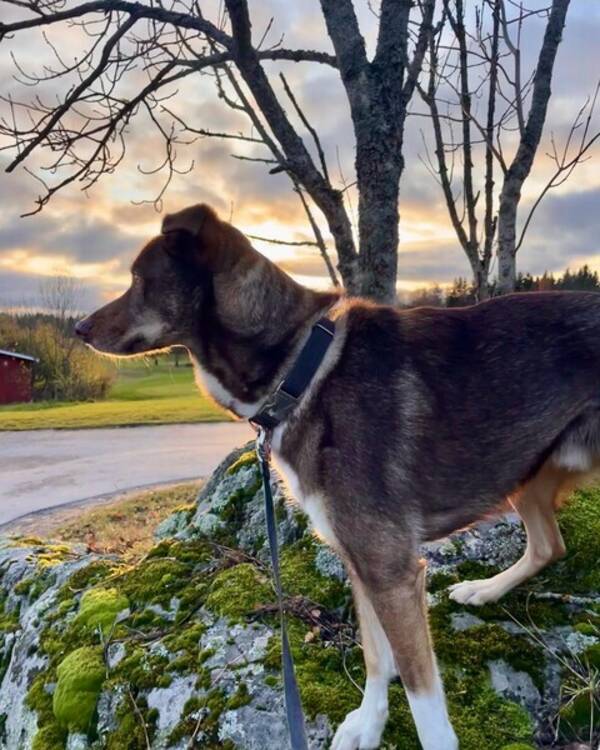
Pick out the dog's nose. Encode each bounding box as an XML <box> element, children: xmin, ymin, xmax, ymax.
<box><xmin>75</xmin><ymin>317</ymin><xmax>93</xmax><ymax>340</ymax></box>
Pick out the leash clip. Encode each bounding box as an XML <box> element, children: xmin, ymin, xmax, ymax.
<box><xmin>254</xmin><ymin>424</ymin><xmax>273</xmax><ymax>463</ymax></box>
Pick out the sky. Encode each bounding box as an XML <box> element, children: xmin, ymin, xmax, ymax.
<box><xmin>0</xmin><ymin>0</ymin><xmax>599</xmax><ymax>311</ymax></box>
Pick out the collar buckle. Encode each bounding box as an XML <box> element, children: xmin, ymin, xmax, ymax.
<box><xmin>250</xmin><ymin>316</ymin><xmax>335</xmax><ymax>431</ymax></box>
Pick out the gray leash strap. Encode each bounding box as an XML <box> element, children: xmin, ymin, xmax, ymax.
<box><xmin>256</xmin><ymin>428</ymin><xmax>309</xmax><ymax>750</ymax></box>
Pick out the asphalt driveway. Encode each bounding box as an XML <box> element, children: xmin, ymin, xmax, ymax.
<box><xmin>0</xmin><ymin>422</ymin><xmax>253</xmax><ymax>527</ymax></box>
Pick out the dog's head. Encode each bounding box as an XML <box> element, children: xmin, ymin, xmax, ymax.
<box><xmin>75</xmin><ymin>204</ymin><xmax>258</xmax><ymax>356</ymax></box>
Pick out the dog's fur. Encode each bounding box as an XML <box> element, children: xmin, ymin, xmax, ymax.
<box><xmin>77</xmin><ymin>203</ymin><xmax>600</xmax><ymax>750</ymax></box>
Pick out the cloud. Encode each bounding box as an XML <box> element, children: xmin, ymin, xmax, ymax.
<box><xmin>0</xmin><ymin>267</ymin><xmax>115</xmax><ymax>311</ymax></box>
<box><xmin>0</xmin><ymin>213</ymin><xmax>134</xmax><ymax>264</ymax></box>
<box><xmin>518</xmin><ymin>187</ymin><xmax>600</xmax><ymax>274</ymax></box>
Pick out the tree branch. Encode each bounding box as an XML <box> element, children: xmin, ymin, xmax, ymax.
<box><xmin>0</xmin><ymin>0</ymin><xmax>231</xmax><ymax>46</ymax></box>
<box><xmin>402</xmin><ymin>0</ymin><xmax>436</xmax><ymax>107</ymax></box>
<box><xmin>224</xmin><ymin>0</ymin><xmax>358</xmax><ymax>287</ymax></box>
<box><xmin>279</xmin><ymin>72</ymin><xmax>330</xmax><ymax>184</ymax></box>
<box><xmin>319</xmin><ymin>0</ymin><xmax>370</xmax><ymax>126</ymax></box>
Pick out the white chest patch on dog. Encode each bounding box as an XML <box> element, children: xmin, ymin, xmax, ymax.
<box><xmin>271</xmin><ymin>433</ymin><xmax>338</xmax><ymax>547</ymax></box>
<box><xmin>191</xmin><ymin>359</ymin><xmax>264</xmax><ymax>418</ymax></box>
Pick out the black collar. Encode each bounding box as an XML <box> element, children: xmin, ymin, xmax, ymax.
<box><xmin>250</xmin><ymin>317</ymin><xmax>335</xmax><ymax>430</ymax></box>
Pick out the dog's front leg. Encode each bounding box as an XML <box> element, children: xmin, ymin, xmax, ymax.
<box><xmin>366</xmin><ymin>559</ymin><xmax>458</xmax><ymax>750</ymax></box>
<box><xmin>333</xmin><ymin>560</ymin><xmax>458</xmax><ymax>750</ymax></box>
<box><xmin>332</xmin><ymin>573</ymin><xmax>396</xmax><ymax>750</ymax></box>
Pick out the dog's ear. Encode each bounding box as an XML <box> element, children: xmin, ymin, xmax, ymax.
<box><xmin>161</xmin><ymin>203</ymin><xmax>217</xmax><ymax>238</ymax></box>
<box><xmin>161</xmin><ymin>203</ymin><xmax>251</xmax><ymax>271</ymax></box>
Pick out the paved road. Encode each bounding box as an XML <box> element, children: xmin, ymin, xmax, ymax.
<box><xmin>0</xmin><ymin>422</ymin><xmax>253</xmax><ymax>527</ymax></box>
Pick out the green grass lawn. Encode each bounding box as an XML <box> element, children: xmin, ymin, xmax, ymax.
<box><xmin>0</xmin><ymin>358</ymin><xmax>229</xmax><ymax>430</ymax></box>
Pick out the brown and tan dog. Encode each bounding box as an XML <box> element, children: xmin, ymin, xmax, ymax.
<box><xmin>76</xmin><ymin>204</ymin><xmax>600</xmax><ymax>750</ymax></box>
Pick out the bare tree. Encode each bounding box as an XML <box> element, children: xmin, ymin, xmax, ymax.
<box><xmin>420</xmin><ymin>0</ymin><xmax>596</xmax><ymax>298</ymax></box>
<box><xmin>39</xmin><ymin>275</ymin><xmax>82</xmax><ymax>332</ymax></box>
<box><xmin>0</xmin><ymin>0</ymin><xmax>436</xmax><ymax>304</ymax></box>
<box><xmin>38</xmin><ymin>275</ymin><xmax>82</xmax><ymax>397</ymax></box>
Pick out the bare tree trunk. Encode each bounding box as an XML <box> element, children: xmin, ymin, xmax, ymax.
<box><xmin>321</xmin><ymin>0</ymin><xmax>433</xmax><ymax>303</ymax></box>
<box><xmin>357</xmin><ymin>157</ymin><xmax>402</xmax><ymax>303</ymax></box>
<box><xmin>496</xmin><ymin>0</ymin><xmax>570</xmax><ymax>294</ymax></box>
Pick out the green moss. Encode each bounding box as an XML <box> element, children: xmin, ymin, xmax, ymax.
<box><xmin>214</xmin><ymin>477</ymin><xmax>262</xmax><ymax>547</ymax></box>
<box><xmin>31</xmin><ymin>723</ymin><xmax>67</xmax><ymax>750</ymax></box>
<box><xmin>226</xmin><ymin>451</ymin><xmax>257</xmax><ymax>475</ymax></box>
<box><xmin>14</xmin><ymin>577</ymin><xmax>34</xmax><ymax>596</ymax></box>
<box><xmin>0</xmin><ymin>596</ymin><xmax>19</xmax><ymax>633</ymax></box>
<box><xmin>106</xmin><ymin>693</ymin><xmax>156</xmax><ymax>750</ymax></box>
<box><xmin>74</xmin><ymin>588</ymin><xmax>129</xmax><ymax>636</ymax></box>
<box><xmin>428</xmin><ymin>570</ymin><xmax>458</xmax><ymax>593</ymax></box>
<box><xmin>119</xmin><ymin>557</ymin><xmax>190</xmax><ymax>607</ymax></box>
<box><xmin>431</xmin><ymin>594</ymin><xmax>544</xmax><ymax>689</ymax></box>
<box><xmin>53</xmin><ymin>646</ymin><xmax>105</xmax><ymax>732</ymax></box>
<box><xmin>9</xmin><ymin>535</ymin><xmax>45</xmax><ymax>548</ymax></box>
<box><xmin>436</xmin><ymin>562</ymin><xmax>570</xmax><ymax>628</ymax></box>
<box><xmin>574</xmin><ymin>621</ymin><xmax>598</xmax><ymax>637</ymax></box>
<box><xmin>445</xmin><ymin>673</ymin><xmax>534</xmax><ymax>750</ymax></box>
<box><xmin>582</xmin><ymin>643</ymin><xmax>600</xmax><ymax>669</ymax></box>
<box><xmin>27</xmin><ymin>670</ymin><xmax>58</xmax><ymax>744</ymax></box>
<box><xmin>166</xmin><ymin>688</ymin><xmax>229</xmax><ymax>747</ymax></box>
<box><xmin>163</xmin><ymin>622</ymin><xmax>205</xmax><ymax>654</ymax></box>
<box><xmin>205</xmin><ymin>563</ymin><xmax>272</xmax><ymax>620</ymax></box>
<box><xmin>265</xmin><ymin>620</ymin><xmax>366</xmax><ymax>724</ymax></box>
<box><xmin>547</xmin><ymin>486</ymin><xmax>600</xmax><ymax>593</ymax></box>
<box><xmin>9</xmin><ymin>538</ymin><xmax>74</xmax><ymax>569</ymax></box>
<box><xmin>280</xmin><ymin>538</ymin><xmax>348</xmax><ymax>610</ymax></box>
<box><xmin>264</xmin><ymin>617</ymin><xmax>534</xmax><ymax>749</ymax></box>
<box><xmin>115</xmin><ymin>647</ymin><xmax>170</xmax><ymax>690</ymax></box>
<box><xmin>59</xmin><ymin>560</ymin><xmax>118</xmax><ymax>600</ymax></box>
<box><xmin>145</xmin><ymin>538</ymin><xmax>213</xmax><ymax>566</ymax></box>
<box><xmin>225</xmin><ymin>682</ymin><xmax>251</xmax><ymax>710</ymax></box>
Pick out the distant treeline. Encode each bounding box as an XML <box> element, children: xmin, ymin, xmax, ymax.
<box><xmin>407</xmin><ymin>265</ymin><xmax>600</xmax><ymax>308</ymax></box>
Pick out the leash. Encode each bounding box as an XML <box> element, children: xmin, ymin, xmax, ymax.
<box><xmin>249</xmin><ymin>316</ymin><xmax>336</xmax><ymax>749</ymax></box>
<box><xmin>255</xmin><ymin>426</ymin><xmax>309</xmax><ymax>750</ymax></box>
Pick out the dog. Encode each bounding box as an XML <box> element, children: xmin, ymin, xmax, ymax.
<box><xmin>76</xmin><ymin>203</ymin><xmax>600</xmax><ymax>750</ymax></box>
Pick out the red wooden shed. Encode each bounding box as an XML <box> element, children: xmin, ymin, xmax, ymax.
<box><xmin>0</xmin><ymin>349</ymin><xmax>37</xmax><ymax>404</ymax></box>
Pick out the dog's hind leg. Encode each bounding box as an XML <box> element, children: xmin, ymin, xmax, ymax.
<box><xmin>332</xmin><ymin>550</ymin><xmax>456</xmax><ymax>750</ymax></box>
<box><xmin>449</xmin><ymin>461</ymin><xmax>568</xmax><ymax>606</ymax></box>
<box><xmin>331</xmin><ymin>572</ymin><xmax>396</xmax><ymax>750</ymax></box>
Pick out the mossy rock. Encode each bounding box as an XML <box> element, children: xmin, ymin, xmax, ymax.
<box><xmin>53</xmin><ymin>646</ymin><xmax>105</xmax><ymax>732</ymax></box>
<box><xmin>4</xmin><ymin>445</ymin><xmax>600</xmax><ymax>749</ymax></box>
<box><xmin>226</xmin><ymin>450</ymin><xmax>257</xmax><ymax>475</ymax></box>
<box><xmin>31</xmin><ymin>723</ymin><xmax>67</xmax><ymax>750</ymax></box>
<box><xmin>547</xmin><ymin>486</ymin><xmax>600</xmax><ymax>593</ymax></box>
<box><xmin>205</xmin><ymin>563</ymin><xmax>272</xmax><ymax>620</ymax></box>
<box><xmin>280</xmin><ymin>537</ymin><xmax>348</xmax><ymax>610</ymax></box>
<box><xmin>74</xmin><ymin>587</ymin><xmax>129</xmax><ymax>636</ymax></box>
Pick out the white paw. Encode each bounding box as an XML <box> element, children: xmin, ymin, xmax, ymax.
<box><xmin>448</xmin><ymin>579</ymin><xmax>501</xmax><ymax>606</ymax></box>
<box><xmin>331</xmin><ymin>706</ymin><xmax>387</xmax><ymax>750</ymax></box>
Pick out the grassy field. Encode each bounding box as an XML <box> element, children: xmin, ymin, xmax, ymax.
<box><xmin>0</xmin><ymin>358</ymin><xmax>228</xmax><ymax>430</ymax></box>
